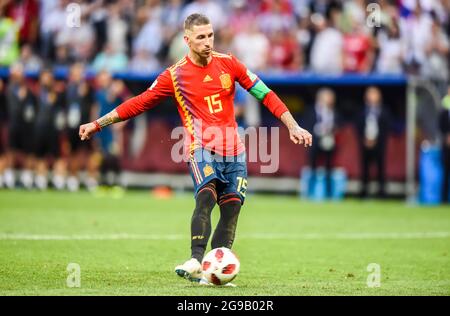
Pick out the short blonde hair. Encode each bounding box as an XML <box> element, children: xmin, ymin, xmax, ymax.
<box><xmin>184</xmin><ymin>13</ymin><xmax>210</xmax><ymax>31</ymax></box>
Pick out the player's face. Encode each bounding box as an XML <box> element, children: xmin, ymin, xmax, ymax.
<box><xmin>185</xmin><ymin>24</ymin><xmax>214</xmax><ymax>58</ymax></box>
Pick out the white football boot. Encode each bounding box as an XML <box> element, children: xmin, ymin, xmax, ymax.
<box><xmin>174</xmin><ymin>258</ymin><xmax>203</xmax><ymax>282</ymax></box>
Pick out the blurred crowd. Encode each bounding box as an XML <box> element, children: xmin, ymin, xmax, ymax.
<box><xmin>0</xmin><ymin>63</ymin><xmax>128</xmax><ymax>191</ymax></box>
<box><xmin>0</xmin><ymin>0</ymin><xmax>449</xmax><ymax>198</ymax></box>
<box><xmin>0</xmin><ymin>0</ymin><xmax>448</xmax><ymax>77</ymax></box>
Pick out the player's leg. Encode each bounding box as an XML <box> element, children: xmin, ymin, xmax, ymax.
<box><xmin>190</xmin><ymin>179</ymin><xmax>217</xmax><ymax>262</ymax></box>
<box><xmin>211</xmin><ymin>193</ymin><xmax>242</xmax><ymax>249</ymax></box>
<box><xmin>175</xmin><ymin>180</ymin><xmax>217</xmax><ymax>282</ymax></box>
<box><xmin>175</xmin><ymin>149</ymin><xmax>220</xmax><ymax>282</ymax></box>
<box><xmin>211</xmin><ymin>155</ymin><xmax>247</xmax><ymax>250</ymax></box>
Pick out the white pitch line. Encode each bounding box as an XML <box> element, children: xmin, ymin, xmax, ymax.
<box><xmin>0</xmin><ymin>232</ymin><xmax>449</xmax><ymax>241</ymax></box>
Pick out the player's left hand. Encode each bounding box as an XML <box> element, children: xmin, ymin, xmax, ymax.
<box><xmin>289</xmin><ymin>126</ymin><xmax>312</xmax><ymax>147</ymax></box>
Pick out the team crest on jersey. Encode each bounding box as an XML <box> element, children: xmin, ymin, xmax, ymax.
<box><xmin>219</xmin><ymin>73</ymin><xmax>232</xmax><ymax>89</ymax></box>
<box><xmin>203</xmin><ymin>164</ymin><xmax>214</xmax><ymax>177</ymax></box>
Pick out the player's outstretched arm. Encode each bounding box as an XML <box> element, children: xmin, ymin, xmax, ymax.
<box><xmin>79</xmin><ymin>110</ymin><xmax>121</xmax><ymax>141</ymax></box>
<box><xmin>280</xmin><ymin>111</ymin><xmax>312</xmax><ymax>147</ymax></box>
<box><xmin>244</xmin><ymin>77</ymin><xmax>312</xmax><ymax>147</ymax></box>
<box><xmin>79</xmin><ymin>69</ymin><xmax>173</xmax><ymax>141</ymax></box>
<box><xmin>232</xmin><ymin>55</ymin><xmax>312</xmax><ymax>147</ymax></box>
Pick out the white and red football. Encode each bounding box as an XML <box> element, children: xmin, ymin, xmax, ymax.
<box><xmin>201</xmin><ymin>247</ymin><xmax>240</xmax><ymax>285</ymax></box>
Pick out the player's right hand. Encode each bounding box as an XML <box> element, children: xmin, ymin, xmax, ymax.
<box><xmin>79</xmin><ymin>122</ymin><xmax>99</xmax><ymax>141</ymax></box>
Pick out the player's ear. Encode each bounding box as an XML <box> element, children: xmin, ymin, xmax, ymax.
<box><xmin>183</xmin><ymin>33</ymin><xmax>190</xmax><ymax>47</ymax></box>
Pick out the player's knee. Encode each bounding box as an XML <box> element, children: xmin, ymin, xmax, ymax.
<box><xmin>218</xmin><ymin>194</ymin><xmax>242</xmax><ymax>218</ymax></box>
<box><xmin>195</xmin><ymin>182</ymin><xmax>217</xmax><ymax>212</ymax></box>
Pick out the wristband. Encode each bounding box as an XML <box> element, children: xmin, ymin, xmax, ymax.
<box><xmin>93</xmin><ymin>120</ymin><xmax>101</xmax><ymax>132</ymax></box>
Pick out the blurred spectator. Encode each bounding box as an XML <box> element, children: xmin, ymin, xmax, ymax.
<box><xmin>160</xmin><ymin>0</ymin><xmax>184</xmax><ymax>57</ymax></box>
<box><xmin>257</xmin><ymin>0</ymin><xmax>295</xmax><ymax>34</ymax></box>
<box><xmin>105</xmin><ymin>2</ymin><xmax>129</xmax><ymax>55</ymax></box>
<box><xmin>65</xmin><ymin>63</ymin><xmax>95</xmax><ymax>191</ymax></box>
<box><xmin>231</xmin><ymin>21</ymin><xmax>269</xmax><ymax>71</ymax></box>
<box><xmin>343</xmin><ymin>18</ymin><xmax>374</xmax><ymax>73</ymax></box>
<box><xmin>4</xmin><ymin>63</ymin><xmax>36</xmax><ymax>189</ymax></box>
<box><xmin>53</xmin><ymin>44</ymin><xmax>75</xmax><ymax>68</ymax></box>
<box><xmin>291</xmin><ymin>0</ymin><xmax>311</xmax><ymax>19</ymax></box>
<box><xmin>343</xmin><ymin>0</ymin><xmax>366</xmax><ymax>27</ymax></box>
<box><xmin>227</xmin><ymin>0</ymin><xmax>257</xmax><ymax>35</ymax></box>
<box><xmin>91</xmin><ymin>43</ymin><xmax>128</xmax><ymax>73</ymax></box>
<box><xmin>267</xmin><ymin>29</ymin><xmax>302</xmax><ymax>71</ymax></box>
<box><xmin>18</xmin><ymin>43</ymin><xmax>41</xmax><ymax>72</ymax></box>
<box><xmin>5</xmin><ymin>0</ymin><xmax>39</xmax><ymax>45</ymax></box>
<box><xmin>400</xmin><ymin>2</ymin><xmax>433</xmax><ymax>74</ymax></box>
<box><xmin>0</xmin><ymin>8</ymin><xmax>20</xmax><ymax>66</ymax></box>
<box><xmin>161</xmin><ymin>0</ymin><xmax>184</xmax><ymax>32</ymax></box>
<box><xmin>39</xmin><ymin>0</ymin><xmax>66</xmax><ymax>61</ymax></box>
<box><xmin>33</xmin><ymin>68</ymin><xmax>66</xmax><ymax>190</ymax></box>
<box><xmin>133</xmin><ymin>5</ymin><xmax>163</xmax><ymax>59</ymax></box>
<box><xmin>93</xmin><ymin>71</ymin><xmax>124</xmax><ymax>187</ymax></box>
<box><xmin>310</xmin><ymin>12</ymin><xmax>344</xmax><ymax>73</ymax></box>
<box><xmin>356</xmin><ymin>86</ymin><xmax>391</xmax><ymax>199</ymax></box>
<box><xmin>376</xmin><ymin>20</ymin><xmax>405</xmax><ymax>74</ymax></box>
<box><xmin>129</xmin><ymin>49</ymin><xmax>161</xmax><ymax>74</ymax></box>
<box><xmin>55</xmin><ymin>13</ymin><xmax>96</xmax><ymax>62</ymax></box>
<box><xmin>87</xmin><ymin>0</ymin><xmax>109</xmax><ymax>57</ymax></box>
<box><xmin>294</xmin><ymin>16</ymin><xmax>312</xmax><ymax>62</ymax></box>
<box><xmin>421</xmin><ymin>16</ymin><xmax>449</xmax><ymax>84</ymax></box>
<box><xmin>168</xmin><ymin>30</ymin><xmax>188</xmax><ymax>64</ymax></box>
<box><xmin>181</xmin><ymin>0</ymin><xmax>226</xmax><ymax>29</ymax></box>
<box><xmin>304</xmin><ymin>88</ymin><xmax>339</xmax><ymax>198</ymax></box>
<box><xmin>439</xmin><ymin>86</ymin><xmax>450</xmax><ymax>203</ymax></box>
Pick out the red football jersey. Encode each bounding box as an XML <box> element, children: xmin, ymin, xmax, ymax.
<box><xmin>116</xmin><ymin>52</ymin><xmax>269</xmax><ymax>156</ymax></box>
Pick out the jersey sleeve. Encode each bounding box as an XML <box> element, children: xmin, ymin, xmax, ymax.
<box><xmin>231</xmin><ymin>55</ymin><xmax>288</xmax><ymax>119</ymax></box>
<box><xmin>115</xmin><ymin>69</ymin><xmax>173</xmax><ymax>120</ymax></box>
<box><xmin>231</xmin><ymin>55</ymin><xmax>259</xmax><ymax>91</ymax></box>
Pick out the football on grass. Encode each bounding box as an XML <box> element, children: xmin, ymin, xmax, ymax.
<box><xmin>202</xmin><ymin>247</ymin><xmax>240</xmax><ymax>285</ymax></box>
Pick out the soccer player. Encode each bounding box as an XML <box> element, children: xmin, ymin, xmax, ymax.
<box><xmin>79</xmin><ymin>14</ymin><xmax>312</xmax><ymax>283</ymax></box>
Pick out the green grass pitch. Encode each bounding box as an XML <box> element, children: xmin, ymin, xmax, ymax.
<box><xmin>0</xmin><ymin>189</ymin><xmax>449</xmax><ymax>296</ymax></box>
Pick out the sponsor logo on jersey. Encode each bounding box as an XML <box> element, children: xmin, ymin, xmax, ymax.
<box><xmin>203</xmin><ymin>75</ymin><xmax>213</xmax><ymax>82</ymax></box>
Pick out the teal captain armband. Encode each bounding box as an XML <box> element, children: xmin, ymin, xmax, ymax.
<box><xmin>248</xmin><ymin>79</ymin><xmax>271</xmax><ymax>101</ymax></box>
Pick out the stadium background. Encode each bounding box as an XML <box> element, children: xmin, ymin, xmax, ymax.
<box><xmin>0</xmin><ymin>0</ymin><xmax>449</xmax><ymax>296</ymax></box>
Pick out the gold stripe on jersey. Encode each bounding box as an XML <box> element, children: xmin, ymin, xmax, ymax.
<box><xmin>211</xmin><ymin>51</ymin><xmax>232</xmax><ymax>59</ymax></box>
<box><xmin>168</xmin><ymin>58</ymin><xmax>194</xmax><ymax>137</ymax></box>
<box><xmin>169</xmin><ymin>57</ymin><xmax>187</xmax><ymax>71</ymax></box>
